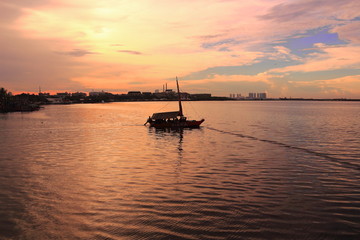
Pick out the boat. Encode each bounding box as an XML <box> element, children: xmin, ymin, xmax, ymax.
<box><xmin>145</xmin><ymin>77</ymin><xmax>205</xmax><ymax>129</ymax></box>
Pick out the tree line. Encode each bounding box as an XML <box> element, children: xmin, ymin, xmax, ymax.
<box><xmin>0</xmin><ymin>87</ymin><xmax>41</xmax><ymax>113</ymax></box>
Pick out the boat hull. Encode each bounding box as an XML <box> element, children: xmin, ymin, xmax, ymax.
<box><xmin>149</xmin><ymin>119</ymin><xmax>204</xmax><ymax>129</ymax></box>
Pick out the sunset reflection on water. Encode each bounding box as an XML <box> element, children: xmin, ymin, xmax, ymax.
<box><xmin>0</xmin><ymin>101</ymin><xmax>359</xmax><ymax>239</ymax></box>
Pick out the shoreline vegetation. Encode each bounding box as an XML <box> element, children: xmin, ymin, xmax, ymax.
<box><xmin>1</xmin><ymin>87</ymin><xmax>359</xmax><ymax>113</ymax></box>
<box><xmin>1</xmin><ymin>88</ymin><xmax>41</xmax><ymax>113</ymax></box>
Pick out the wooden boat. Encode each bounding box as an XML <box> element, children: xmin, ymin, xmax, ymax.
<box><xmin>145</xmin><ymin>77</ymin><xmax>205</xmax><ymax>129</ymax></box>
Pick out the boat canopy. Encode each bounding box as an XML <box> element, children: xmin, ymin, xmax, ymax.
<box><xmin>151</xmin><ymin>111</ymin><xmax>180</xmax><ymax>120</ymax></box>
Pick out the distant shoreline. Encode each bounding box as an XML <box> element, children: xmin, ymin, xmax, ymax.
<box><xmin>1</xmin><ymin>98</ymin><xmax>359</xmax><ymax>114</ymax></box>
<box><xmin>41</xmin><ymin>98</ymin><xmax>360</xmax><ymax>104</ymax></box>
<box><xmin>229</xmin><ymin>98</ymin><xmax>360</xmax><ymax>101</ymax></box>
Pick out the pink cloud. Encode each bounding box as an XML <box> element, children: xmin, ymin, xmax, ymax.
<box><xmin>0</xmin><ymin>0</ymin><xmax>359</xmax><ymax>98</ymax></box>
<box><xmin>332</xmin><ymin>22</ymin><xmax>360</xmax><ymax>44</ymax></box>
<box><xmin>271</xmin><ymin>45</ymin><xmax>360</xmax><ymax>73</ymax></box>
<box><xmin>117</xmin><ymin>50</ymin><xmax>143</xmax><ymax>55</ymax></box>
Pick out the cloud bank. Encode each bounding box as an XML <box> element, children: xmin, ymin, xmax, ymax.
<box><xmin>0</xmin><ymin>0</ymin><xmax>359</xmax><ymax>97</ymax></box>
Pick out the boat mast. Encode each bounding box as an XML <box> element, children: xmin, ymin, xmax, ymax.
<box><xmin>176</xmin><ymin>76</ymin><xmax>183</xmax><ymax>117</ymax></box>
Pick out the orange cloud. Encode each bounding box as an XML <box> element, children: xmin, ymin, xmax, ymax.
<box><xmin>287</xmin><ymin>75</ymin><xmax>360</xmax><ymax>98</ymax></box>
<box><xmin>1</xmin><ymin>0</ymin><xmax>359</xmax><ymax>98</ymax></box>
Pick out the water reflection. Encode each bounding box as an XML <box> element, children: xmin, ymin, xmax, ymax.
<box><xmin>1</xmin><ymin>102</ymin><xmax>359</xmax><ymax>239</ymax></box>
<box><xmin>147</xmin><ymin>128</ymin><xmax>186</xmax><ymax>182</ymax></box>
<box><xmin>150</xmin><ymin>128</ymin><xmax>184</xmax><ymax>150</ymax></box>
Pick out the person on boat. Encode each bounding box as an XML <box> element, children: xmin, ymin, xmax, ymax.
<box><xmin>179</xmin><ymin>117</ymin><xmax>187</xmax><ymax>122</ymax></box>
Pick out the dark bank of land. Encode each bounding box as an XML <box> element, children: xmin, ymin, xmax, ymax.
<box><xmin>0</xmin><ymin>88</ymin><xmax>42</xmax><ymax>113</ymax></box>
<box><xmin>0</xmin><ymin>88</ymin><xmax>229</xmax><ymax>113</ymax></box>
<box><xmin>1</xmin><ymin>87</ymin><xmax>359</xmax><ymax>113</ymax></box>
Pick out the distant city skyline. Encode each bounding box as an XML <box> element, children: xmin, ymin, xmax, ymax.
<box><xmin>0</xmin><ymin>0</ymin><xmax>359</xmax><ymax>98</ymax></box>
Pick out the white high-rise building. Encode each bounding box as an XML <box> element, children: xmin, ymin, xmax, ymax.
<box><xmin>258</xmin><ymin>93</ymin><xmax>267</xmax><ymax>99</ymax></box>
<box><xmin>249</xmin><ymin>93</ymin><xmax>256</xmax><ymax>99</ymax></box>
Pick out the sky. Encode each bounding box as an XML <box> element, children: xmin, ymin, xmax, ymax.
<box><xmin>0</xmin><ymin>0</ymin><xmax>359</xmax><ymax>98</ymax></box>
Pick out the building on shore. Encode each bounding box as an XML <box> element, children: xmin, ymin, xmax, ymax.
<box><xmin>89</xmin><ymin>91</ymin><xmax>108</xmax><ymax>96</ymax></box>
<box><xmin>72</xmin><ymin>92</ymin><xmax>87</xmax><ymax>98</ymax></box>
<box><xmin>247</xmin><ymin>92</ymin><xmax>267</xmax><ymax>100</ymax></box>
<box><xmin>39</xmin><ymin>92</ymin><xmax>50</xmax><ymax>97</ymax></box>
<box><xmin>56</xmin><ymin>92</ymin><xmax>71</xmax><ymax>97</ymax></box>
<box><xmin>230</xmin><ymin>94</ymin><xmax>245</xmax><ymax>99</ymax></box>
<box><xmin>248</xmin><ymin>93</ymin><xmax>256</xmax><ymax>99</ymax></box>
<box><xmin>127</xmin><ymin>91</ymin><xmax>142</xmax><ymax>96</ymax></box>
<box><xmin>46</xmin><ymin>97</ymin><xmax>63</xmax><ymax>104</ymax></box>
<box><xmin>256</xmin><ymin>93</ymin><xmax>267</xmax><ymax>99</ymax></box>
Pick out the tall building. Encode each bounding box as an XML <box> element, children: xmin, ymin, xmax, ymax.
<box><xmin>230</xmin><ymin>93</ymin><xmax>244</xmax><ymax>99</ymax></box>
<box><xmin>249</xmin><ymin>93</ymin><xmax>256</xmax><ymax>99</ymax></box>
<box><xmin>257</xmin><ymin>93</ymin><xmax>267</xmax><ymax>99</ymax></box>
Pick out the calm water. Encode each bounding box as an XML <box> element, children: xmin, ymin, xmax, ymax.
<box><xmin>0</xmin><ymin>101</ymin><xmax>359</xmax><ymax>239</ymax></box>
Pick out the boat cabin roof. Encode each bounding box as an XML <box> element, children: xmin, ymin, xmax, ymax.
<box><xmin>152</xmin><ymin>111</ymin><xmax>180</xmax><ymax>120</ymax></box>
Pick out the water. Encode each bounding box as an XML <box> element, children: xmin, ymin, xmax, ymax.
<box><xmin>0</xmin><ymin>101</ymin><xmax>359</xmax><ymax>239</ymax></box>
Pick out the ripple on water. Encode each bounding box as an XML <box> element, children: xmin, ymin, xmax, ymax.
<box><xmin>1</xmin><ymin>102</ymin><xmax>360</xmax><ymax>239</ymax></box>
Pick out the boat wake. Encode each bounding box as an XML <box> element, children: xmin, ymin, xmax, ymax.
<box><xmin>206</xmin><ymin>126</ymin><xmax>360</xmax><ymax>171</ymax></box>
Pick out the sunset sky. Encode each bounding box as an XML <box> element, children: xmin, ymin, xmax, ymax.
<box><xmin>0</xmin><ymin>0</ymin><xmax>359</xmax><ymax>98</ymax></box>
